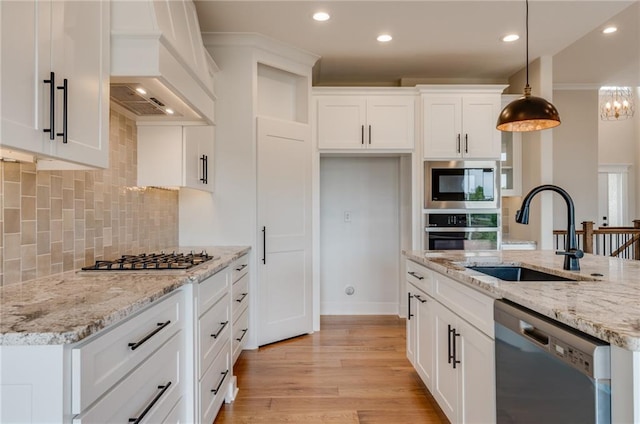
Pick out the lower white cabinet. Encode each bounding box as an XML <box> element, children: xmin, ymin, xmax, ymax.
<box><xmin>406</xmin><ymin>259</ymin><xmax>495</xmax><ymax>424</ymax></box>
<box><xmin>72</xmin><ymin>333</ymin><xmax>184</xmax><ymax>423</ymax></box>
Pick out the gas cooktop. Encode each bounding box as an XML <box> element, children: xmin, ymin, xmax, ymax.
<box><xmin>81</xmin><ymin>251</ymin><xmax>217</xmax><ymax>271</ymax></box>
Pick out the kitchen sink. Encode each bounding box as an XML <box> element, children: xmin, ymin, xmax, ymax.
<box><xmin>466</xmin><ymin>265</ymin><xmax>573</xmax><ymax>282</ymax></box>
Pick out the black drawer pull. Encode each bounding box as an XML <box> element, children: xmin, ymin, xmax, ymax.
<box><xmin>43</xmin><ymin>71</ymin><xmax>55</xmax><ymax>140</ymax></box>
<box><xmin>236</xmin><ymin>328</ymin><xmax>248</xmax><ymax>342</ymax></box>
<box><xmin>128</xmin><ymin>320</ymin><xmax>171</xmax><ymax>351</ymax></box>
<box><xmin>235</xmin><ymin>264</ymin><xmax>248</xmax><ymax>272</ymax></box>
<box><xmin>128</xmin><ymin>381</ymin><xmax>172</xmax><ymax>423</ymax></box>
<box><xmin>236</xmin><ymin>293</ymin><xmax>248</xmax><ymax>303</ymax></box>
<box><xmin>56</xmin><ymin>78</ymin><xmax>68</xmax><ymax>143</ymax></box>
<box><xmin>211</xmin><ymin>370</ymin><xmax>229</xmax><ymax>395</ymax></box>
<box><xmin>414</xmin><ymin>294</ymin><xmax>427</xmax><ymax>304</ymax></box>
<box><xmin>211</xmin><ymin>321</ymin><xmax>229</xmax><ymax>339</ymax></box>
<box><xmin>408</xmin><ymin>271</ymin><xmax>424</xmax><ymax>280</ymax></box>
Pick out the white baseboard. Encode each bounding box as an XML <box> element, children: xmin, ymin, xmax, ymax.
<box><xmin>320</xmin><ymin>301</ymin><xmax>399</xmax><ymax>315</ymax></box>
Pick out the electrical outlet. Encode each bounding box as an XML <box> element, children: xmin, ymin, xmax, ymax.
<box><xmin>344</xmin><ymin>211</ymin><xmax>352</xmax><ymax>222</ymax></box>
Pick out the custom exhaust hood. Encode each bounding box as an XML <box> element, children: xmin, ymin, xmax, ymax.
<box><xmin>110</xmin><ymin>0</ymin><xmax>216</xmax><ymax>123</ymax></box>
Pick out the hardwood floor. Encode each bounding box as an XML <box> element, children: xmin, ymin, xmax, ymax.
<box><xmin>214</xmin><ymin>315</ymin><xmax>448</xmax><ymax>424</ymax></box>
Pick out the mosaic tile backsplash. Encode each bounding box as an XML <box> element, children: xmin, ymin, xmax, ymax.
<box><xmin>0</xmin><ymin>109</ymin><xmax>179</xmax><ymax>286</ymax></box>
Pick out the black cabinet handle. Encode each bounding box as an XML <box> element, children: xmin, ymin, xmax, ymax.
<box><xmin>211</xmin><ymin>370</ymin><xmax>229</xmax><ymax>395</ymax></box>
<box><xmin>407</xmin><ymin>292</ymin><xmax>413</xmax><ymax>320</ymax></box>
<box><xmin>361</xmin><ymin>125</ymin><xmax>364</xmax><ymax>145</ymax></box>
<box><xmin>368</xmin><ymin>124</ymin><xmax>372</xmax><ymax>145</ymax></box>
<box><xmin>128</xmin><ymin>320</ymin><xmax>171</xmax><ymax>350</ymax></box>
<box><xmin>236</xmin><ymin>292</ymin><xmax>248</xmax><ymax>303</ymax></box>
<box><xmin>456</xmin><ymin>134</ymin><xmax>460</xmax><ymax>153</ymax></box>
<box><xmin>414</xmin><ymin>294</ymin><xmax>427</xmax><ymax>304</ymax></box>
<box><xmin>236</xmin><ymin>328</ymin><xmax>248</xmax><ymax>342</ymax></box>
<box><xmin>211</xmin><ymin>321</ymin><xmax>229</xmax><ymax>339</ymax></box>
<box><xmin>200</xmin><ymin>154</ymin><xmax>208</xmax><ymax>184</ymax></box>
<box><xmin>452</xmin><ymin>328</ymin><xmax>461</xmax><ymax>369</ymax></box>
<box><xmin>235</xmin><ymin>264</ymin><xmax>248</xmax><ymax>272</ymax></box>
<box><xmin>128</xmin><ymin>381</ymin><xmax>172</xmax><ymax>423</ymax></box>
<box><xmin>262</xmin><ymin>226</ymin><xmax>266</xmax><ymax>264</ymax></box>
<box><xmin>43</xmin><ymin>72</ymin><xmax>55</xmax><ymax>140</ymax></box>
<box><xmin>464</xmin><ymin>134</ymin><xmax>468</xmax><ymax>154</ymax></box>
<box><xmin>56</xmin><ymin>78</ymin><xmax>68</xmax><ymax>143</ymax></box>
<box><xmin>447</xmin><ymin>324</ymin><xmax>453</xmax><ymax>364</ymax></box>
<box><xmin>408</xmin><ymin>271</ymin><xmax>424</xmax><ymax>280</ymax></box>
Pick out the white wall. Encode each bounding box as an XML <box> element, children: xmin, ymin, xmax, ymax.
<box><xmin>504</xmin><ymin>57</ymin><xmax>555</xmax><ymax>247</ymax></box>
<box><xmin>552</xmin><ymin>90</ymin><xmax>599</xmax><ymax>229</ymax></box>
<box><xmin>320</xmin><ymin>156</ymin><xmax>400</xmax><ymax>314</ymax></box>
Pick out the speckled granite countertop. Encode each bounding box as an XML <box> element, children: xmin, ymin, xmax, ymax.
<box><xmin>0</xmin><ymin>246</ymin><xmax>250</xmax><ymax>346</ymax></box>
<box><xmin>404</xmin><ymin>249</ymin><xmax>640</xmax><ymax>351</ymax></box>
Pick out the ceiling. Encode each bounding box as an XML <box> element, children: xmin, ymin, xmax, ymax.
<box><xmin>194</xmin><ymin>0</ymin><xmax>639</xmax><ymax>87</ymax></box>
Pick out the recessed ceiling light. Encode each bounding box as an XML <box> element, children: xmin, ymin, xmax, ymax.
<box><xmin>603</xmin><ymin>26</ymin><xmax>618</xmax><ymax>34</ymax></box>
<box><xmin>377</xmin><ymin>34</ymin><xmax>392</xmax><ymax>43</ymax></box>
<box><xmin>165</xmin><ymin>108</ymin><xmax>174</xmax><ymax>115</ymax></box>
<box><xmin>502</xmin><ymin>34</ymin><xmax>520</xmax><ymax>42</ymax></box>
<box><xmin>135</xmin><ymin>87</ymin><xmax>147</xmax><ymax>95</ymax></box>
<box><xmin>313</xmin><ymin>12</ymin><xmax>330</xmax><ymax>22</ymax></box>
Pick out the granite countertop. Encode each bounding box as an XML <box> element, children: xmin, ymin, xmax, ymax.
<box><xmin>0</xmin><ymin>246</ymin><xmax>250</xmax><ymax>346</ymax></box>
<box><xmin>404</xmin><ymin>249</ymin><xmax>640</xmax><ymax>351</ymax></box>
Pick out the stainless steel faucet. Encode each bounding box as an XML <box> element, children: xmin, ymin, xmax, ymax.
<box><xmin>515</xmin><ymin>184</ymin><xmax>584</xmax><ymax>271</ymax></box>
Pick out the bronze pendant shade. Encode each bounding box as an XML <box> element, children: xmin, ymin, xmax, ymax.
<box><xmin>497</xmin><ymin>0</ymin><xmax>561</xmax><ymax>132</ymax></box>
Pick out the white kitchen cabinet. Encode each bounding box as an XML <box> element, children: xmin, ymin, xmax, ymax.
<box><xmin>420</xmin><ymin>85</ymin><xmax>505</xmax><ymax>160</ymax></box>
<box><xmin>195</xmin><ymin>267</ymin><xmax>232</xmax><ymax>422</ymax></box>
<box><xmin>69</xmin><ymin>290</ymin><xmax>186</xmax><ymax>422</ymax></box>
<box><xmin>406</xmin><ymin>259</ymin><xmax>496</xmax><ymax>424</ymax></box>
<box><xmin>137</xmin><ymin>125</ymin><xmax>215</xmax><ymax>192</ymax></box>
<box><xmin>0</xmin><ymin>0</ymin><xmax>109</xmax><ymax>168</ymax></box>
<box><xmin>316</xmin><ymin>93</ymin><xmax>415</xmax><ymax>150</ymax></box>
<box><xmin>231</xmin><ymin>255</ymin><xmax>250</xmax><ymax>364</ymax></box>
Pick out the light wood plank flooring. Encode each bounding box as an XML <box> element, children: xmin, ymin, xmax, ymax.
<box><xmin>214</xmin><ymin>315</ymin><xmax>448</xmax><ymax>424</ymax></box>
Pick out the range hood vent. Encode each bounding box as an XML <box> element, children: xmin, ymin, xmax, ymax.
<box><xmin>111</xmin><ymin>0</ymin><xmax>216</xmax><ymax>123</ymax></box>
<box><xmin>110</xmin><ymin>84</ymin><xmax>183</xmax><ymax>118</ymax></box>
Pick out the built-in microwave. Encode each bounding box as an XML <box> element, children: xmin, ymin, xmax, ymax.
<box><xmin>425</xmin><ymin>160</ymin><xmax>499</xmax><ymax>209</ymax></box>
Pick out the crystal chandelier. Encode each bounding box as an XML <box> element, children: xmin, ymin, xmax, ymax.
<box><xmin>600</xmin><ymin>86</ymin><xmax>635</xmax><ymax>120</ymax></box>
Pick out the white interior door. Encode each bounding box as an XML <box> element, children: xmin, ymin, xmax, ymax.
<box><xmin>257</xmin><ymin>116</ymin><xmax>312</xmax><ymax>346</ymax></box>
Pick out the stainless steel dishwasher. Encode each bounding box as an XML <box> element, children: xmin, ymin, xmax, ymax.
<box><xmin>494</xmin><ymin>300</ymin><xmax>611</xmax><ymax>424</ymax></box>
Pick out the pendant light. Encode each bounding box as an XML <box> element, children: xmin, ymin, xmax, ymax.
<box><xmin>497</xmin><ymin>0</ymin><xmax>561</xmax><ymax>132</ymax></box>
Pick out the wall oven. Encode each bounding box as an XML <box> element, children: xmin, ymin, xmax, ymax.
<box><xmin>425</xmin><ymin>160</ymin><xmax>499</xmax><ymax>209</ymax></box>
<box><xmin>425</xmin><ymin>212</ymin><xmax>500</xmax><ymax>251</ymax></box>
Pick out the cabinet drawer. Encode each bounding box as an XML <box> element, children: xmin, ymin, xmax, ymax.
<box><xmin>73</xmin><ymin>332</ymin><xmax>183</xmax><ymax>423</ymax></box>
<box><xmin>232</xmin><ymin>308</ymin><xmax>249</xmax><ymax>364</ymax></box>
<box><xmin>198</xmin><ymin>293</ymin><xmax>230</xmax><ymax>379</ymax></box>
<box><xmin>432</xmin><ymin>271</ymin><xmax>494</xmax><ymax>338</ymax></box>
<box><xmin>231</xmin><ymin>254</ymin><xmax>249</xmax><ymax>283</ymax></box>
<box><xmin>72</xmin><ymin>291</ymin><xmax>183</xmax><ymax>413</ymax></box>
<box><xmin>198</xmin><ymin>268</ymin><xmax>229</xmax><ymax>316</ymax></box>
<box><xmin>200</xmin><ymin>342</ymin><xmax>231</xmax><ymax>424</ymax></box>
<box><xmin>406</xmin><ymin>260</ymin><xmax>433</xmax><ymax>296</ymax></box>
<box><xmin>231</xmin><ymin>273</ymin><xmax>249</xmax><ymax>321</ymax></box>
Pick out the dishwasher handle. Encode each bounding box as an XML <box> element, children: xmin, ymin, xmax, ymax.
<box><xmin>521</xmin><ymin>321</ymin><xmax>550</xmax><ymax>346</ymax></box>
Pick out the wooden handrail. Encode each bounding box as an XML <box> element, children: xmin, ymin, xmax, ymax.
<box><xmin>553</xmin><ymin>220</ymin><xmax>640</xmax><ymax>259</ymax></box>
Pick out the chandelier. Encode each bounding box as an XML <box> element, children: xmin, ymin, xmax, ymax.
<box><xmin>600</xmin><ymin>86</ymin><xmax>635</xmax><ymax>121</ymax></box>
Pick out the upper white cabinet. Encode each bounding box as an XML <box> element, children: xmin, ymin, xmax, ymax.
<box><xmin>0</xmin><ymin>0</ymin><xmax>109</xmax><ymax>168</ymax></box>
<box><xmin>315</xmin><ymin>90</ymin><xmax>415</xmax><ymax>150</ymax></box>
<box><xmin>137</xmin><ymin>125</ymin><xmax>215</xmax><ymax>192</ymax></box>
<box><xmin>420</xmin><ymin>85</ymin><xmax>505</xmax><ymax>160</ymax></box>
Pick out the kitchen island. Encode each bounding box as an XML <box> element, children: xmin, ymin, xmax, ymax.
<box><xmin>0</xmin><ymin>246</ymin><xmax>250</xmax><ymax>423</ymax></box>
<box><xmin>404</xmin><ymin>249</ymin><xmax>640</xmax><ymax>423</ymax></box>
